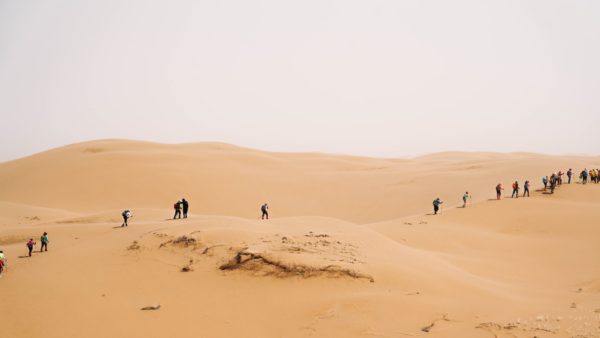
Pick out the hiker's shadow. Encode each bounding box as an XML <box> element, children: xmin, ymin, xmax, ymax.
<box><xmin>18</xmin><ymin>255</ymin><xmax>31</xmax><ymax>259</ymax></box>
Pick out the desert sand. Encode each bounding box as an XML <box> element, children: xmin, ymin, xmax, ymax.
<box><xmin>0</xmin><ymin>139</ymin><xmax>599</xmax><ymax>338</ymax></box>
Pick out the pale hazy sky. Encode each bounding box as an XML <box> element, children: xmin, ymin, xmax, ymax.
<box><xmin>1</xmin><ymin>0</ymin><xmax>598</xmax><ymax>161</ymax></box>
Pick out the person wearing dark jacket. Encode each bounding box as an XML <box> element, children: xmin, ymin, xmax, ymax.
<box><xmin>173</xmin><ymin>200</ymin><xmax>182</xmax><ymax>219</ymax></box>
<box><xmin>181</xmin><ymin>198</ymin><xmax>189</xmax><ymax>219</ymax></box>
<box><xmin>432</xmin><ymin>198</ymin><xmax>443</xmax><ymax>215</ymax></box>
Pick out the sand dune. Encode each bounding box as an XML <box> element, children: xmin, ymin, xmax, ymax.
<box><xmin>1</xmin><ymin>140</ymin><xmax>599</xmax><ymax>338</ymax></box>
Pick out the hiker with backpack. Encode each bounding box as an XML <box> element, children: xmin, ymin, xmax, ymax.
<box><xmin>542</xmin><ymin>176</ymin><xmax>548</xmax><ymax>190</ymax></box>
<box><xmin>567</xmin><ymin>169</ymin><xmax>573</xmax><ymax>184</ymax></box>
<box><xmin>581</xmin><ymin>169</ymin><xmax>588</xmax><ymax>184</ymax></box>
<box><xmin>511</xmin><ymin>181</ymin><xmax>519</xmax><ymax>198</ymax></box>
<box><xmin>40</xmin><ymin>232</ymin><xmax>49</xmax><ymax>252</ymax></box>
<box><xmin>261</xmin><ymin>203</ymin><xmax>269</xmax><ymax>220</ymax></box>
<box><xmin>523</xmin><ymin>180</ymin><xmax>530</xmax><ymax>197</ymax></box>
<box><xmin>181</xmin><ymin>198</ymin><xmax>189</xmax><ymax>219</ymax></box>
<box><xmin>432</xmin><ymin>198</ymin><xmax>443</xmax><ymax>215</ymax></box>
<box><xmin>26</xmin><ymin>238</ymin><xmax>36</xmax><ymax>257</ymax></box>
<box><xmin>173</xmin><ymin>200</ymin><xmax>182</xmax><ymax>219</ymax></box>
<box><xmin>462</xmin><ymin>192</ymin><xmax>471</xmax><ymax>208</ymax></box>
<box><xmin>556</xmin><ymin>171</ymin><xmax>562</xmax><ymax>185</ymax></box>
<box><xmin>496</xmin><ymin>183</ymin><xmax>504</xmax><ymax>200</ymax></box>
<box><xmin>550</xmin><ymin>175</ymin><xmax>557</xmax><ymax>194</ymax></box>
<box><xmin>121</xmin><ymin>210</ymin><xmax>132</xmax><ymax>227</ymax></box>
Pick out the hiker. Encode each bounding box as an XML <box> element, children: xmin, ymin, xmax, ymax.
<box><xmin>542</xmin><ymin>176</ymin><xmax>548</xmax><ymax>190</ymax></box>
<box><xmin>511</xmin><ymin>181</ymin><xmax>519</xmax><ymax>198</ymax></box>
<box><xmin>496</xmin><ymin>183</ymin><xmax>504</xmax><ymax>200</ymax></box>
<box><xmin>26</xmin><ymin>238</ymin><xmax>36</xmax><ymax>257</ymax></box>
<box><xmin>181</xmin><ymin>198</ymin><xmax>189</xmax><ymax>219</ymax></box>
<box><xmin>581</xmin><ymin>169</ymin><xmax>588</xmax><ymax>184</ymax></box>
<box><xmin>173</xmin><ymin>200</ymin><xmax>182</xmax><ymax>219</ymax></box>
<box><xmin>261</xmin><ymin>203</ymin><xmax>269</xmax><ymax>220</ymax></box>
<box><xmin>121</xmin><ymin>209</ymin><xmax>132</xmax><ymax>227</ymax></box>
<box><xmin>0</xmin><ymin>250</ymin><xmax>5</xmax><ymax>274</ymax></box>
<box><xmin>523</xmin><ymin>180</ymin><xmax>530</xmax><ymax>197</ymax></box>
<box><xmin>40</xmin><ymin>232</ymin><xmax>49</xmax><ymax>252</ymax></box>
<box><xmin>432</xmin><ymin>198</ymin><xmax>443</xmax><ymax>215</ymax></box>
<box><xmin>557</xmin><ymin>171</ymin><xmax>563</xmax><ymax>185</ymax></box>
<box><xmin>567</xmin><ymin>169</ymin><xmax>573</xmax><ymax>184</ymax></box>
<box><xmin>550</xmin><ymin>175</ymin><xmax>557</xmax><ymax>194</ymax></box>
<box><xmin>462</xmin><ymin>192</ymin><xmax>471</xmax><ymax>208</ymax></box>
<box><xmin>591</xmin><ymin>169</ymin><xmax>597</xmax><ymax>184</ymax></box>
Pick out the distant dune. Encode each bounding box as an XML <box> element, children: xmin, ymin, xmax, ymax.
<box><xmin>0</xmin><ymin>140</ymin><xmax>599</xmax><ymax>338</ymax></box>
<box><xmin>1</xmin><ymin>139</ymin><xmax>598</xmax><ymax>223</ymax></box>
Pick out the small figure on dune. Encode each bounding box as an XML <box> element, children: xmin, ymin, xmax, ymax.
<box><xmin>261</xmin><ymin>203</ymin><xmax>269</xmax><ymax>220</ymax></box>
<box><xmin>567</xmin><ymin>168</ymin><xmax>573</xmax><ymax>184</ymax></box>
<box><xmin>432</xmin><ymin>198</ymin><xmax>443</xmax><ymax>215</ymax></box>
<box><xmin>26</xmin><ymin>238</ymin><xmax>36</xmax><ymax>257</ymax></box>
<box><xmin>511</xmin><ymin>181</ymin><xmax>519</xmax><ymax>198</ymax></box>
<box><xmin>549</xmin><ymin>175</ymin><xmax>557</xmax><ymax>194</ymax></box>
<box><xmin>580</xmin><ymin>169</ymin><xmax>588</xmax><ymax>184</ymax></box>
<box><xmin>181</xmin><ymin>198</ymin><xmax>189</xmax><ymax>219</ymax></box>
<box><xmin>462</xmin><ymin>192</ymin><xmax>471</xmax><ymax>208</ymax></box>
<box><xmin>496</xmin><ymin>183</ymin><xmax>503</xmax><ymax>200</ymax></box>
<box><xmin>0</xmin><ymin>250</ymin><xmax>5</xmax><ymax>274</ymax></box>
<box><xmin>121</xmin><ymin>209</ymin><xmax>132</xmax><ymax>227</ymax></box>
<box><xmin>542</xmin><ymin>176</ymin><xmax>548</xmax><ymax>190</ymax></box>
<box><xmin>173</xmin><ymin>200</ymin><xmax>182</xmax><ymax>219</ymax></box>
<box><xmin>523</xmin><ymin>180</ymin><xmax>530</xmax><ymax>197</ymax></box>
<box><xmin>557</xmin><ymin>171</ymin><xmax>563</xmax><ymax>185</ymax></box>
<box><xmin>40</xmin><ymin>232</ymin><xmax>49</xmax><ymax>252</ymax></box>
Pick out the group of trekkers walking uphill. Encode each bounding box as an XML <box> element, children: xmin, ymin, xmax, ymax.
<box><xmin>0</xmin><ymin>232</ymin><xmax>49</xmax><ymax>276</ymax></box>
<box><xmin>2</xmin><ymin>167</ymin><xmax>597</xmax><ymax>272</ymax></box>
<box><xmin>580</xmin><ymin>168</ymin><xmax>600</xmax><ymax>184</ymax></box>
<box><xmin>432</xmin><ymin>167</ymin><xmax>598</xmax><ymax>215</ymax></box>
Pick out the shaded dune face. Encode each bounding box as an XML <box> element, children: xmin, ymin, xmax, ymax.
<box><xmin>0</xmin><ymin>140</ymin><xmax>599</xmax><ymax>338</ymax></box>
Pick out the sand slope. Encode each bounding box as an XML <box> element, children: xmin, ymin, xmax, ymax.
<box><xmin>0</xmin><ymin>140</ymin><xmax>599</xmax><ymax>338</ymax></box>
<box><xmin>1</xmin><ymin>139</ymin><xmax>598</xmax><ymax>223</ymax></box>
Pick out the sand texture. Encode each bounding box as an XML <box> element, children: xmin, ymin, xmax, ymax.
<box><xmin>1</xmin><ymin>140</ymin><xmax>600</xmax><ymax>338</ymax></box>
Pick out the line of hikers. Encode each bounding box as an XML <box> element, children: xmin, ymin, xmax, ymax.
<box><xmin>579</xmin><ymin>168</ymin><xmax>599</xmax><ymax>184</ymax></box>
<box><xmin>25</xmin><ymin>232</ymin><xmax>49</xmax><ymax>257</ymax></box>
<box><xmin>433</xmin><ymin>167</ymin><xmax>596</xmax><ymax>215</ymax></box>
<box><xmin>3</xmin><ymin>167</ymin><xmax>597</xmax><ymax>267</ymax></box>
<box><xmin>0</xmin><ymin>232</ymin><xmax>49</xmax><ymax>275</ymax></box>
<box><xmin>119</xmin><ymin>201</ymin><xmax>270</xmax><ymax>227</ymax></box>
